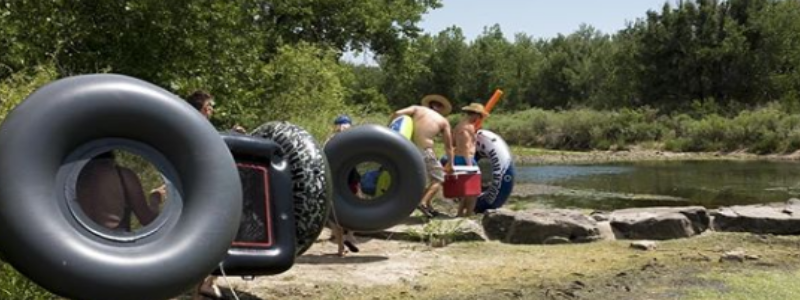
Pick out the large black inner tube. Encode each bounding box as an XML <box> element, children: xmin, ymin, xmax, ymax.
<box><xmin>0</xmin><ymin>74</ymin><xmax>242</xmax><ymax>300</ymax></box>
<box><xmin>252</xmin><ymin>121</ymin><xmax>330</xmax><ymax>256</ymax></box>
<box><xmin>324</xmin><ymin>125</ymin><xmax>425</xmax><ymax>232</ymax></box>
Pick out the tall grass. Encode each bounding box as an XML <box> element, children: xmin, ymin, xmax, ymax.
<box><xmin>487</xmin><ymin>104</ymin><xmax>800</xmax><ymax>154</ymax></box>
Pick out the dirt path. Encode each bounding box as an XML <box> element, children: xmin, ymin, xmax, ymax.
<box><xmin>215</xmin><ymin>230</ymin><xmax>439</xmax><ymax>299</ymax></box>
<box><xmin>210</xmin><ymin>229</ymin><xmax>800</xmax><ymax>300</ymax></box>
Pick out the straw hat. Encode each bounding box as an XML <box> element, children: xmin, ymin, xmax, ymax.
<box><xmin>461</xmin><ymin>103</ymin><xmax>488</xmax><ymax>117</ymax></box>
<box><xmin>421</xmin><ymin>94</ymin><xmax>452</xmax><ymax>116</ymax></box>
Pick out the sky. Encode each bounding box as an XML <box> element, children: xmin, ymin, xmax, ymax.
<box><xmin>345</xmin><ymin>0</ymin><xmax>671</xmax><ymax>64</ymax></box>
<box><xmin>420</xmin><ymin>0</ymin><xmax>671</xmax><ymax>41</ymax></box>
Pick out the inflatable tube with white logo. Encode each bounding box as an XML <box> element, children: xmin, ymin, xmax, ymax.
<box><xmin>475</xmin><ymin>129</ymin><xmax>515</xmax><ymax>212</ymax></box>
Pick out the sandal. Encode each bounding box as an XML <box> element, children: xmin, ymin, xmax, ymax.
<box><xmin>343</xmin><ymin>240</ymin><xmax>360</xmax><ymax>253</ymax></box>
<box><xmin>417</xmin><ymin>205</ymin><xmax>434</xmax><ymax>218</ymax></box>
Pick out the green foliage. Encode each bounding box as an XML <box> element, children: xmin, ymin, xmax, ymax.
<box><xmin>371</xmin><ymin>0</ymin><xmax>800</xmax><ymax>116</ymax></box>
<box><xmin>0</xmin><ymin>262</ymin><xmax>54</xmax><ymax>300</ymax></box>
<box><xmin>489</xmin><ymin>107</ymin><xmax>666</xmax><ymax>151</ymax></box>
<box><xmin>0</xmin><ymin>64</ymin><xmax>57</xmax><ymax>123</ymax></box>
<box><xmin>0</xmin><ymin>0</ymin><xmax>441</xmax><ymax>130</ymax></box>
<box><xmin>405</xmin><ymin>219</ymin><xmax>467</xmax><ymax>247</ymax></box>
<box><xmin>252</xmin><ymin>43</ymin><xmax>348</xmax><ymax>126</ymax></box>
<box><xmin>490</xmin><ymin>104</ymin><xmax>800</xmax><ymax>154</ymax></box>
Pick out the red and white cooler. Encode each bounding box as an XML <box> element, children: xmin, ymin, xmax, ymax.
<box><xmin>443</xmin><ymin>165</ymin><xmax>481</xmax><ymax>198</ymax></box>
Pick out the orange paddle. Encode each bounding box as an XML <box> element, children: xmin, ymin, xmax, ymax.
<box><xmin>475</xmin><ymin>89</ymin><xmax>504</xmax><ymax>130</ymax></box>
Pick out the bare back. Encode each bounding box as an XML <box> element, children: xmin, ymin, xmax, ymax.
<box><xmin>76</xmin><ymin>160</ymin><xmax>127</xmax><ymax>229</ymax></box>
<box><xmin>408</xmin><ymin>105</ymin><xmax>449</xmax><ymax>149</ymax></box>
<box><xmin>76</xmin><ymin>159</ymin><xmax>157</xmax><ymax>230</ymax></box>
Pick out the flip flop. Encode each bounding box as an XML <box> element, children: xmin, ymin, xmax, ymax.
<box><xmin>343</xmin><ymin>240</ymin><xmax>360</xmax><ymax>253</ymax></box>
<box><xmin>417</xmin><ymin>205</ymin><xmax>434</xmax><ymax>218</ymax></box>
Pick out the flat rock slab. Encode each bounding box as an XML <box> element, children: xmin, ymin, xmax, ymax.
<box><xmin>358</xmin><ymin>218</ymin><xmax>487</xmax><ymax>243</ymax></box>
<box><xmin>610</xmin><ymin>206</ymin><xmax>709</xmax><ymax>240</ymax></box>
<box><xmin>483</xmin><ymin>209</ymin><xmax>601</xmax><ymax>244</ymax></box>
<box><xmin>713</xmin><ymin>199</ymin><xmax>800</xmax><ymax>235</ymax></box>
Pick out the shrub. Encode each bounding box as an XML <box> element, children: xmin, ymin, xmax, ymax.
<box><xmin>0</xmin><ymin>64</ymin><xmax>57</xmax><ymax>123</ymax></box>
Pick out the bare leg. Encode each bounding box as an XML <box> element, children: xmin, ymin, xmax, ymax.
<box><xmin>463</xmin><ymin>196</ymin><xmax>477</xmax><ymax>217</ymax></box>
<box><xmin>333</xmin><ymin>226</ymin><xmax>346</xmax><ymax>256</ymax></box>
<box><xmin>420</xmin><ymin>181</ymin><xmax>442</xmax><ymax>209</ymax></box>
<box><xmin>193</xmin><ymin>276</ymin><xmax>220</xmax><ymax>299</ymax></box>
<box><xmin>456</xmin><ymin>198</ymin><xmax>466</xmax><ymax>217</ymax></box>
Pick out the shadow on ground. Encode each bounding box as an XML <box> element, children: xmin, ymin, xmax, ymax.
<box><xmin>296</xmin><ymin>254</ymin><xmax>389</xmax><ymax>265</ymax></box>
<box><xmin>219</xmin><ymin>288</ymin><xmax>262</xmax><ymax>300</ymax></box>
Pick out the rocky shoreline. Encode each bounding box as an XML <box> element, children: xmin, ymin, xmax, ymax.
<box><xmin>514</xmin><ymin>148</ymin><xmax>800</xmax><ymax>165</ymax></box>
<box><xmin>377</xmin><ymin>199</ymin><xmax>800</xmax><ymax>247</ymax></box>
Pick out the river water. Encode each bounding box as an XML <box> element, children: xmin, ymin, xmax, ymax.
<box><xmin>513</xmin><ymin>160</ymin><xmax>800</xmax><ymax>210</ymax></box>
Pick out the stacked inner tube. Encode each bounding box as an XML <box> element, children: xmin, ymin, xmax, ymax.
<box><xmin>252</xmin><ymin>122</ymin><xmax>330</xmax><ymax>255</ymax></box>
<box><xmin>0</xmin><ymin>74</ymin><xmax>242</xmax><ymax>300</ymax></box>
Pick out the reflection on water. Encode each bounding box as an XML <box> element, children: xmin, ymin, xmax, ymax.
<box><xmin>514</xmin><ymin>160</ymin><xmax>800</xmax><ymax>210</ymax></box>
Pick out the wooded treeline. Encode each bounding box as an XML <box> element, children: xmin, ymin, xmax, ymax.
<box><xmin>3</xmin><ymin>0</ymin><xmax>800</xmax><ymax>144</ymax></box>
<box><xmin>371</xmin><ymin>0</ymin><xmax>800</xmax><ymax>114</ymax></box>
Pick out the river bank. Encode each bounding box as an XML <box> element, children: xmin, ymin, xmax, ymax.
<box><xmin>512</xmin><ymin>147</ymin><xmax>800</xmax><ymax>165</ymax></box>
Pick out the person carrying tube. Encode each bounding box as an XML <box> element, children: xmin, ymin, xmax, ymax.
<box><xmin>326</xmin><ymin>114</ymin><xmax>361</xmax><ymax>256</ymax></box>
<box><xmin>389</xmin><ymin>95</ymin><xmax>455</xmax><ymax>218</ymax></box>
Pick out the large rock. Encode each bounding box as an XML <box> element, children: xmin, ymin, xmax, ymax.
<box><xmin>482</xmin><ymin>209</ymin><xmax>517</xmax><ymax>240</ymax></box>
<box><xmin>712</xmin><ymin>199</ymin><xmax>800</xmax><ymax>234</ymax></box>
<box><xmin>610</xmin><ymin>206</ymin><xmax>709</xmax><ymax>240</ymax></box>
<box><xmin>358</xmin><ymin>218</ymin><xmax>487</xmax><ymax>242</ymax></box>
<box><xmin>482</xmin><ymin>209</ymin><xmax>601</xmax><ymax>244</ymax></box>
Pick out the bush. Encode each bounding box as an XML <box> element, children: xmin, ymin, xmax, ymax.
<box><xmin>0</xmin><ymin>64</ymin><xmax>57</xmax><ymax>123</ymax></box>
<box><xmin>488</xmin><ymin>103</ymin><xmax>800</xmax><ymax>154</ymax></box>
<box><xmin>489</xmin><ymin>107</ymin><xmax>665</xmax><ymax>151</ymax></box>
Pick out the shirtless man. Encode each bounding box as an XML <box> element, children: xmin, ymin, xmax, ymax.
<box><xmin>452</xmin><ymin>103</ymin><xmax>487</xmax><ymax>217</ymax></box>
<box><xmin>76</xmin><ymin>152</ymin><xmax>160</xmax><ymax>230</ymax></box>
<box><xmin>390</xmin><ymin>94</ymin><xmax>455</xmax><ymax>217</ymax></box>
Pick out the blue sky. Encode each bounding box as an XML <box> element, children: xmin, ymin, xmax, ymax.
<box><xmin>346</xmin><ymin>0</ymin><xmax>671</xmax><ymax>64</ymax></box>
<box><xmin>420</xmin><ymin>0</ymin><xmax>671</xmax><ymax>41</ymax></box>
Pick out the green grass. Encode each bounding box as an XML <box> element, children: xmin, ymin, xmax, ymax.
<box><xmin>0</xmin><ymin>262</ymin><xmax>55</xmax><ymax>299</ymax></box>
<box><xmin>684</xmin><ymin>269</ymin><xmax>800</xmax><ymax>300</ymax></box>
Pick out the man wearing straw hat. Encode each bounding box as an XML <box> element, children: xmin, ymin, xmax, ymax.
<box><xmin>452</xmin><ymin>103</ymin><xmax>488</xmax><ymax>217</ymax></box>
<box><xmin>390</xmin><ymin>94</ymin><xmax>455</xmax><ymax>217</ymax></box>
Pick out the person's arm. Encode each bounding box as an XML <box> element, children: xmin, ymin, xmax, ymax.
<box><xmin>118</xmin><ymin>168</ymin><xmax>159</xmax><ymax>226</ymax></box>
<box><xmin>441</xmin><ymin>120</ymin><xmax>455</xmax><ymax>173</ymax></box>
<box><xmin>389</xmin><ymin>106</ymin><xmax>416</xmax><ymax>123</ymax></box>
<box><xmin>149</xmin><ymin>185</ymin><xmax>167</xmax><ymax>211</ymax></box>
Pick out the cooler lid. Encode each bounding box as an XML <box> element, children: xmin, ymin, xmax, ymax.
<box><xmin>452</xmin><ymin>165</ymin><xmax>480</xmax><ymax>174</ymax></box>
